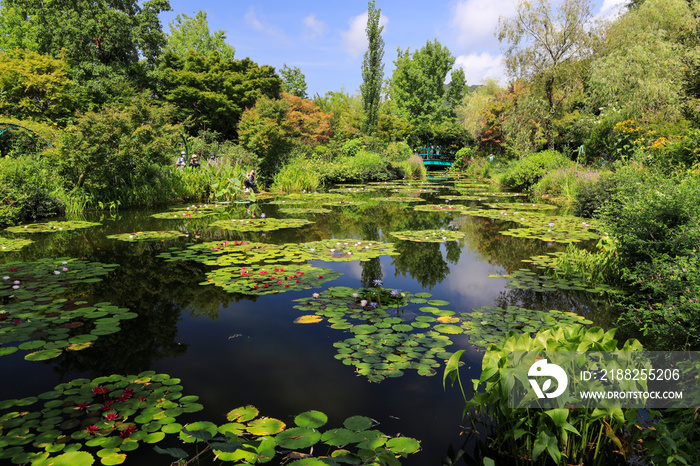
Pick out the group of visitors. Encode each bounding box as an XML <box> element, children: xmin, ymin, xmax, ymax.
<box><xmin>176</xmin><ymin>151</ymin><xmax>200</xmax><ymax>169</ymax></box>
<box><xmin>176</xmin><ymin>150</ymin><xmax>257</xmax><ymax>193</ymax></box>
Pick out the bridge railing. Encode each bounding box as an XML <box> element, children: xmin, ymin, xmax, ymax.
<box><xmin>417</xmin><ymin>147</ymin><xmax>454</xmax><ymax>161</ymax></box>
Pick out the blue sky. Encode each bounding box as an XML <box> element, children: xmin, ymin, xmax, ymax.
<box><xmin>160</xmin><ymin>0</ymin><xmax>626</xmax><ymax>97</ymax></box>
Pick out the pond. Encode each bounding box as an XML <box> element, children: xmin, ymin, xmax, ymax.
<box><xmin>0</xmin><ymin>175</ymin><xmax>614</xmax><ymax>465</ymax></box>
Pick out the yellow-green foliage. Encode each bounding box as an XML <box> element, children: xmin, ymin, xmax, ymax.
<box><xmin>398</xmin><ymin>155</ymin><xmax>427</xmax><ymax>180</ymax></box>
<box><xmin>272</xmin><ymin>161</ymin><xmax>321</xmax><ymax>193</ymax></box>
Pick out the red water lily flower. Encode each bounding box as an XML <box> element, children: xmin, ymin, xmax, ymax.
<box><xmin>119</xmin><ymin>425</ymin><xmax>137</xmax><ymax>439</ymax></box>
<box><xmin>76</xmin><ymin>402</ymin><xmax>90</xmax><ymax>410</ymax></box>
<box><xmin>92</xmin><ymin>386</ymin><xmax>110</xmax><ymax>395</ymax></box>
<box><xmin>104</xmin><ymin>412</ymin><xmax>118</xmax><ymax>420</ymax></box>
<box><xmin>8</xmin><ymin>268</ymin><xmax>18</xmax><ymax>272</ymax></box>
<box><xmin>86</xmin><ymin>425</ymin><xmax>99</xmax><ymax>435</ymax></box>
<box><xmin>100</xmin><ymin>400</ymin><xmax>115</xmax><ymax>410</ymax></box>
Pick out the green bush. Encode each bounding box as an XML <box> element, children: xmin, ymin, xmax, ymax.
<box><xmin>500</xmin><ymin>150</ymin><xmax>571</xmax><ymax>191</ymax></box>
<box><xmin>341</xmin><ymin>139</ymin><xmax>362</xmax><ymax>157</ymax></box>
<box><xmin>0</xmin><ymin>156</ymin><xmax>65</xmax><ymax>226</ymax></box>
<box><xmin>383</xmin><ymin>141</ymin><xmax>412</xmax><ymax>162</ymax></box>
<box><xmin>451</xmin><ymin>146</ymin><xmax>476</xmax><ymax>171</ymax></box>
<box><xmin>573</xmin><ymin>171</ymin><xmax>616</xmax><ymax>218</ymax></box>
<box><xmin>462</xmin><ymin>157</ymin><xmax>491</xmax><ymax>179</ymax></box>
<box><xmin>531</xmin><ymin>166</ymin><xmax>602</xmax><ymax>204</ymax></box>
<box><xmin>598</xmin><ymin>169</ymin><xmax>700</xmax><ymax>264</ymax></box>
<box><xmin>397</xmin><ymin>155</ymin><xmax>427</xmax><ymax>180</ymax></box>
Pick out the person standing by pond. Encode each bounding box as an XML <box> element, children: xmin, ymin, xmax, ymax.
<box><xmin>189</xmin><ymin>155</ymin><xmax>200</xmax><ymax>169</ymax></box>
<box><xmin>244</xmin><ymin>169</ymin><xmax>256</xmax><ymax>192</ymax></box>
<box><xmin>176</xmin><ymin>151</ymin><xmax>186</xmax><ymax>170</ymax></box>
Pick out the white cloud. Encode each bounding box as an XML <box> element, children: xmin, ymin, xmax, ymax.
<box><xmin>303</xmin><ymin>14</ymin><xmax>329</xmax><ymax>40</ymax></box>
<box><xmin>244</xmin><ymin>6</ymin><xmax>283</xmax><ymax>37</ymax></box>
<box><xmin>454</xmin><ymin>52</ymin><xmax>507</xmax><ymax>85</ymax></box>
<box><xmin>341</xmin><ymin>11</ymin><xmax>388</xmax><ymax>59</ymax></box>
<box><xmin>451</xmin><ymin>0</ymin><xmax>516</xmax><ymax>48</ymax></box>
<box><xmin>597</xmin><ymin>0</ymin><xmax>626</xmax><ymax>20</ymax></box>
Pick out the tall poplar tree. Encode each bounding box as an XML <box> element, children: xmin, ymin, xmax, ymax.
<box><xmin>360</xmin><ymin>0</ymin><xmax>384</xmax><ymax>136</ymax></box>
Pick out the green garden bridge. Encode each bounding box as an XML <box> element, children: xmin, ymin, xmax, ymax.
<box><xmin>417</xmin><ymin>145</ymin><xmax>454</xmax><ymax>168</ymax></box>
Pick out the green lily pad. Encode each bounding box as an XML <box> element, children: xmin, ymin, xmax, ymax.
<box><xmin>106</xmin><ymin>231</ymin><xmax>185</xmax><ymax>242</ymax></box>
<box><xmin>5</xmin><ymin>221</ymin><xmax>101</xmax><ymax>234</ymax></box>
<box><xmin>0</xmin><ymin>237</ymin><xmax>33</xmax><ymax>252</ymax></box>
<box><xmin>278</xmin><ymin>207</ymin><xmax>332</xmax><ymax>214</ymax></box>
<box><xmin>413</xmin><ymin>204</ymin><xmax>472</xmax><ymax>213</ymax></box>
<box><xmin>246</xmin><ymin>418</ymin><xmax>286</xmax><ymax>436</ymax></box>
<box><xmin>389</xmin><ymin>230</ymin><xmax>465</xmax><ymax>243</ymax></box>
<box><xmin>0</xmin><ymin>373</ymin><xmax>197</xmax><ymax>464</ymax></box>
<box><xmin>294</xmin><ymin>411</ymin><xmax>328</xmax><ymax>429</ymax></box>
<box><xmin>210</xmin><ymin>217</ymin><xmax>314</xmax><ymax>232</ymax></box>
<box><xmin>275</xmin><ymin>427</ymin><xmax>321</xmax><ymax>449</ymax></box>
<box><xmin>205</xmin><ymin>264</ymin><xmax>342</xmax><ymax>296</ymax></box>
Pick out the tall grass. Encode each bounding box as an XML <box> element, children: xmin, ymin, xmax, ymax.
<box><xmin>532</xmin><ymin>166</ymin><xmax>602</xmax><ymax>204</ymax></box>
<box><xmin>272</xmin><ymin>162</ymin><xmax>322</xmax><ymax>193</ymax></box>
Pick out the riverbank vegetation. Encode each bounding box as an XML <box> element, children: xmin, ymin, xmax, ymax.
<box><xmin>2</xmin><ymin>0</ymin><xmax>700</xmax><ymax>464</ymax></box>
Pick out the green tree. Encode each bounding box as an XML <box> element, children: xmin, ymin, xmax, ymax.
<box><xmin>51</xmin><ymin>95</ymin><xmax>182</xmax><ymax>197</ymax></box>
<box><xmin>165</xmin><ymin>10</ymin><xmax>235</xmax><ymax>61</ymax></box>
<box><xmin>158</xmin><ymin>50</ymin><xmax>282</xmax><ymax>140</ymax></box>
<box><xmin>361</xmin><ymin>0</ymin><xmax>385</xmax><ymax>135</ymax></box>
<box><xmin>0</xmin><ymin>50</ymin><xmax>75</xmax><ymax>123</ymax></box>
<box><xmin>279</xmin><ymin>64</ymin><xmax>308</xmax><ymax>98</ymax></box>
<box><xmin>3</xmin><ymin>0</ymin><xmax>171</xmax><ymax>109</ymax></box>
<box><xmin>587</xmin><ymin>0</ymin><xmax>696</xmax><ymax>122</ymax></box>
<box><xmin>497</xmin><ymin>0</ymin><xmax>593</xmax><ymax>150</ymax></box>
<box><xmin>314</xmin><ymin>90</ymin><xmax>362</xmax><ymax>143</ymax></box>
<box><xmin>238</xmin><ymin>93</ymin><xmax>333</xmax><ymax>182</ymax></box>
<box><xmin>0</xmin><ymin>4</ymin><xmax>38</xmax><ymax>51</ymax></box>
<box><xmin>238</xmin><ymin>96</ymin><xmax>292</xmax><ymax>184</ymax></box>
<box><xmin>388</xmin><ymin>39</ymin><xmax>465</xmax><ymax>128</ymax></box>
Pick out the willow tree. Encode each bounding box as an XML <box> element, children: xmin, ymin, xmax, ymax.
<box><xmin>497</xmin><ymin>0</ymin><xmax>593</xmax><ymax>150</ymax></box>
<box><xmin>360</xmin><ymin>0</ymin><xmax>385</xmax><ymax>135</ymax></box>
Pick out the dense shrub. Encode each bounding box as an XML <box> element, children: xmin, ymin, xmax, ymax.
<box><xmin>451</xmin><ymin>146</ymin><xmax>476</xmax><ymax>171</ymax></box>
<box><xmin>50</xmin><ymin>95</ymin><xmax>182</xmax><ymax>203</ymax></box>
<box><xmin>598</xmin><ymin>169</ymin><xmax>700</xmax><ymax>264</ymax></box>
<box><xmin>462</xmin><ymin>157</ymin><xmax>491</xmax><ymax>179</ymax></box>
<box><xmin>397</xmin><ymin>155</ymin><xmax>427</xmax><ymax>180</ymax></box>
<box><xmin>572</xmin><ymin>171</ymin><xmax>616</xmax><ymax>218</ymax></box>
<box><xmin>500</xmin><ymin>150</ymin><xmax>571</xmax><ymax>191</ymax></box>
<box><xmin>341</xmin><ymin>139</ymin><xmax>362</xmax><ymax>157</ymax></box>
<box><xmin>382</xmin><ymin>141</ymin><xmax>412</xmax><ymax>162</ymax></box>
<box><xmin>0</xmin><ymin>156</ymin><xmax>65</xmax><ymax>226</ymax></box>
<box><xmin>531</xmin><ymin>166</ymin><xmax>602</xmax><ymax>204</ymax></box>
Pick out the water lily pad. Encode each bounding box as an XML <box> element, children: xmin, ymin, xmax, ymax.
<box><xmin>413</xmin><ymin>204</ymin><xmax>471</xmax><ymax>213</ymax></box>
<box><xmin>151</xmin><ymin>209</ymin><xmax>217</xmax><ymax>219</ymax></box>
<box><xmin>294</xmin><ymin>315</ymin><xmax>323</xmax><ymax>324</ymax></box>
<box><xmin>205</xmin><ymin>264</ymin><xmax>341</xmax><ymax>296</ymax></box>
<box><xmin>461</xmin><ymin>305</ymin><xmax>592</xmax><ymax>349</ymax></box>
<box><xmin>389</xmin><ymin>230</ymin><xmax>465</xmax><ymax>243</ymax></box>
<box><xmin>0</xmin><ymin>373</ymin><xmax>198</xmax><ymax>464</ymax></box>
<box><xmin>246</xmin><ymin>418</ymin><xmax>286</xmax><ymax>436</ymax></box>
<box><xmin>294</xmin><ymin>411</ymin><xmax>328</xmax><ymax>429</ymax></box>
<box><xmin>275</xmin><ymin>427</ymin><xmax>321</xmax><ymax>449</ymax></box>
<box><xmin>0</xmin><ymin>237</ymin><xmax>33</xmax><ymax>252</ymax></box>
<box><xmin>106</xmin><ymin>231</ymin><xmax>185</xmax><ymax>242</ymax></box>
<box><xmin>226</xmin><ymin>406</ymin><xmax>259</xmax><ymax>423</ymax></box>
<box><xmin>210</xmin><ymin>217</ymin><xmax>313</xmax><ymax>232</ymax></box>
<box><xmin>6</xmin><ymin>221</ymin><xmax>101</xmax><ymax>234</ymax></box>
<box><xmin>278</xmin><ymin>207</ymin><xmax>332</xmax><ymax>215</ymax></box>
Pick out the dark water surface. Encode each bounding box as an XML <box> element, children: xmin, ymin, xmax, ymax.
<box><xmin>0</xmin><ymin>179</ymin><xmax>610</xmax><ymax>464</ymax></box>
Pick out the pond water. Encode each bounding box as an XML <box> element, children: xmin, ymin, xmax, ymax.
<box><xmin>0</xmin><ymin>175</ymin><xmax>614</xmax><ymax>465</ymax></box>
